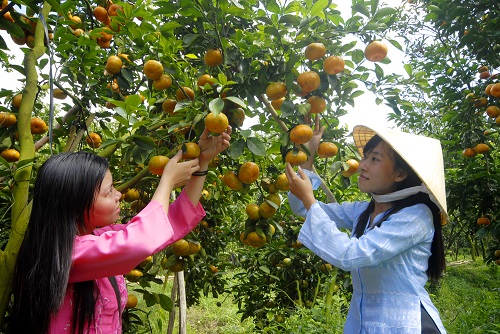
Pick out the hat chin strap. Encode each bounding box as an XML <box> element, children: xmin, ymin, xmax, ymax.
<box><xmin>371</xmin><ymin>184</ymin><xmax>432</xmax><ymax>203</ymax></box>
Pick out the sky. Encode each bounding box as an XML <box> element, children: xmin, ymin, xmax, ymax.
<box><xmin>0</xmin><ymin>0</ymin><xmax>406</xmax><ymax>132</ymax></box>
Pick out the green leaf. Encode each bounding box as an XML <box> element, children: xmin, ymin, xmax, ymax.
<box><xmin>228</xmin><ymin>139</ymin><xmax>246</xmax><ymax>159</ymax></box>
<box><xmin>310</xmin><ymin>0</ymin><xmax>328</xmax><ymax>19</ymax></box>
<box><xmin>132</xmin><ymin>135</ymin><xmax>155</xmax><ymax>150</ymax></box>
<box><xmin>209</xmin><ymin>98</ymin><xmax>224</xmax><ymax>114</ymax></box>
<box><xmin>246</xmin><ymin>137</ymin><xmax>266</xmax><ymax>156</ymax></box>
<box><xmin>404</xmin><ymin>64</ymin><xmax>413</xmax><ymax>76</ymax></box>
<box><xmin>374</xmin><ymin>7</ymin><xmax>397</xmax><ymax>19</ymax></box>
<box><xmin>352</xmin><ymin>4</ymin><xmax>370</xmax><ymax>18</ymax></box>
<box><xmin>158</xmin><ymin>294</ymin><xmax>173</xmax><ymax>311</ymax></box>
<box><xmin>259</xmin><ymin>266</ymin><xmax>270</xmax><ymax>274</ymax></box>
<box><xmin>224</xmin><ymin>96</ymin><xmax>246</xmax><ymax>108</ymax></box>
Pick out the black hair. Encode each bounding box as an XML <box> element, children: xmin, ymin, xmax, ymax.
<box><xmin>11</xmin><ymin>151</ymin><xmax>109</xmax><ymax>334</ymax></box>
<box><xmin>352</xmin><ymin>135</ymin><xmax>445</xmax><ymax>282</ymax></box>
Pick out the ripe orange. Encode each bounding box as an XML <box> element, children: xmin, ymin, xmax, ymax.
<box><xmin>205</xmin><ymin>112</ymin><xmax>229</xmax><ymax>133</ymax></box>
<box><xmin>93</xmin><ymin>6</ymin><xmax>109</xmax><ymax>22</ymax></box>
<box><xmin>271</xmin><ymin>97</ymin><xmax>285</xmax><ymax>110</ymax></box>
<box><xmin>486</xmin><ymin>106</ymin><xmax>500</xmax><ymax>118</ymax></box>
<box><xmin>341</xmin><ymin>159</ymin><xmax>359</xmax><ymax>177</ymax></box>
<box><xmin>162</xmin><ymin>99</ymin><xmax>177</xmax><ymax>114</ymax></box>
<box><xmin>153</xmin><ymin>74</ymin><xmax>172</xmax><ymax>90</ymax></box>
<box><xmin>69</xmin><ymin>15</ymin><xmax>82</xmax><ymax>29</ymax></box>
<box><xmin>266</xmin><ymin>82</ymin><xmax>287</xmax><ymax>100</ymax></box>
<box><xmin>478</xmin><ymin>65</ymin><xmax>488</xmax><ymax>73</ymax></box>
<box><xmin>246</xmin><ymin>231</ymin><xmax>267</xmax><ymax>248</ymax></box>
<box><xmin>479</xmin><ymin>71</ymin><xmax>490</xmax><ymax>79</ymax></box>
<box><xmin>317</xmin><ymin>142</ymin><xmax>338</xmax><ymax>158</ymax></box>
<box><xmin>125</xmin><ymin>294</ymin><xmax>138</xmax><ymax>309</ymax></box>
<box><xmin>489</xmin><ymin>83</ymin><xmax>500</xmax><ymax>98</ymax></box>
<box><xmin>12</xmin><ymin>94</ymin><xmax>22</xmax><ymax>109</ymax></box>
<box><xmin>245</xmin><ymin>203</ymin><xmax>261</xmax><ymax>221</ymax></box>
<box><xmin>290</xmin><ymin>124</ymin><xmax>313</xmax><ymax>144</ymax></box>
<box><xmin>307</xmin><ymin>96</ymin><xmax>327</xmax><ymax>114</ymax></box>
<box><xmin>143</xmin><ymin>60</ymin><xmax>164</xmax><ymax>80</ymax></box>
<box><xmin>86</xmin><ymin>132</ymin><xmax>102</xmax><ymax>148</ymax></box>
<box><xmin>238</xmin><ymin>161</ymin><xmax>259</xmax><ymax>184</ymax></box>
<box><xmin>473</xmin><ymin>143</ymin><xmax>490</xmax><ymax>154</ymax></box>
<box><xmin>496</xmin><ymin>116</ymin><xmax>500</xmax><ymax>125</ymax></box>
<box><xmin>204</xmin><ymin>48</ymin><xmax>223</xmax><ymax>66</ymax></box>
<box><xmin>0</xmin><ymin>112</ymin><xmax>17</xmax><ymax>127</ymax></box>
<box><xmin>197</xmin><ymin>74</ymin><xmax>215</xmax><ymax>88</ymax></box>
<box><xmin>266</xmin><ymin>193</ymin><xmax>281</xmax><ymax>207</ymax></box>
<box><xmin>30</xmin><ymin>117</ymin><xmax>48</xmax><ymax>134</ymax></box>
<box><xmin>474</xmin><ymin>97</ymin><xmax>488</xmax><ymax>108</ymax></box>
<box><xmin>259</xmin><ymin>201</ymin><xmax>277</xmax><ymax>219</ymax></box>
<box><xmin>176</xmin><ymin>86</ymin><xmax>195</xmax><ymax>101</ymax></box>
<box><xmin>323</xmin><ymin>55</ymin><xmax>345</xmax><ymax>75</ymax></box>
<box><xmin>148</xmin><ymin>155</ymin><xmax>169</xmax><ymax>175</ymax></box>
<box><xmin>285</xmin><ymin>150</ymin><xmax>307</xmax><ymax>166</ymax></box>
<box><xmin>172</xmin><ymin>239</ymin><xmax>190</xmax><ymax>256</ymax></box>
<box><xmin>462</xmin><ymin>148</ymin><xmax>476</xmax><ymax>158</ymax></box>
<box><xmin>208</xmin><ymin>156</ymin><xmax>221</xmax><ymax>168</ymax></box>
<box><xmin>240</xmin><ymin>232</ymin><xmax>250</xmax><ymax>246</ymax></box>
<box><xmin>53</xmin><ymin>88</ymin><xmax>67</xmax><ymax>100</ymax></box>
<box><xmin>96</xmin><ymin>38</ymin><xmax>111</xmax><ymax>48</ymax></box>
<box><xmin>187</xmin><ymin>241</ymin><xmax>201</xmax><ymax>255</ymax></box>
<box><xmin>476</xmin><ymin>217</ymin><xmax>490</xmax><ymax>226</ymax></box>
<box><xmin>274</xmin><ymin>173</ymin><xmax>289</xmax><ymax>191</ymax></box>
<box><xmin>222</xmin><ymin>171</ymin><xmax>243</xmax><ymax>190</ymax></box>
<box><xmin>364</xmin><ymin>41</ymin><xmax>388</xmax><ymax>62</ymax></box>
<box><xmin>125</xmin><ymin>269</ymin><xmax>143</xmax><ymax>282</ymax></box>
<box><xmin>105</xmin><ymin>55</ymin><xmax>122</xmax><ymax>75</ymax></box>
<box><xmin>124</xmin><ymin>188</ymin><xmax>141</xmax><ymax>202</ymax></box>
<box><xmin>107</xmin><ymin>4</ymin><xmax>123</xmax><ymax>16</ymax></box>
<box><xmin>1</xmin><ymin>148</ymin><xmax>20</xmax><ymax>162</ymax></box>
<box><xmin>297</xmin><ymin>71</ymin><xmax>320</xmax><ymax>95</ymax></box>
<box><xmin>181</xmin><ymin>142</ymin><xmax>200</xmax><ymax>159</ymax></box>
<box><xmin>304</xmin><ymin>42</ymin><xmax>326</xmax><ymax>61</ymax></box>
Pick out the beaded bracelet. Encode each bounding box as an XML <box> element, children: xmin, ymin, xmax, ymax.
<box><xmin>192</xmin><ymin>170</ymin><xmax>208</xmax><ymax>176</ymax></box>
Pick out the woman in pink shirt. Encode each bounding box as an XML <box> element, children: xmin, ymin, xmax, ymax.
<box><xmin>10</xmin><ymin>126</ymin><xmax>231</xmax><ymax>334</ymax></box>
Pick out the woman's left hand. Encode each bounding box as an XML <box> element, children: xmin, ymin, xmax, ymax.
<box><xmin>285</xmin><ymin>163</ymin><xmax>317</xmax><ymax>209</ymax></box>
<box><xmin>198</xmin><ymin>126</ymin><xmax>232</xmax><ymax>163</ymax></box>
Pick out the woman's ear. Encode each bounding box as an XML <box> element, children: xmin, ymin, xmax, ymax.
<box><xmin>395</xmin><ymin>169</ymin><xmax>408</xmax><ymax>182</ymax></box>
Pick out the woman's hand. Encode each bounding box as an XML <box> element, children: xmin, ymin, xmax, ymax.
<box><xmin>300</xmin><ymin>115</ymin><xmax>325</xmax><ymax>170</ymax></box>
<box><xmin>285</xmin><ymin>163</ymin><xmax>317</xmax><ymax>210</ymax></box>
<box><xmin>198</xmin><ymin>125</ymin><xmax>232</xmax><ymax>166</ymax></box>
<box><xmin>161</xmin><ymin>150</ymin><xmax>200</xmax><ymax>190</ymax></box>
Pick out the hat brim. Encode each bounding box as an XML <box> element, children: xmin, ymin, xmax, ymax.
<box><xmin>352</xmin><ymin>124</ymin><xmax>447</xmax><ymax>217</ymax></box>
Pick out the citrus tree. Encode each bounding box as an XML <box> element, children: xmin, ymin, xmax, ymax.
<box><xmin>0</xmin><ymin>0</ymin><xmax>428</xmax><ymax>330</ymax></box>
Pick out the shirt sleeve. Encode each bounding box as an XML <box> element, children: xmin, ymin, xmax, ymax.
<box><xmin>298</xmin><ymin>202</ymin><xmax>435</xmax><ymax>271</ymax></box>
<box><xmin>69</xmin><ymin>190</ymin><xmax>205</xmax><ymax>282</ymax></box>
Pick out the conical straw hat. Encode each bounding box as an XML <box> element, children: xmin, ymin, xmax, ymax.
<box><xmin>352</xmin><ymin>125</ymin><xmax>447</xmax><ymax>216</ymax></box>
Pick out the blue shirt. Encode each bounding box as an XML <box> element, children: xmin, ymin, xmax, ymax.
<box><xmin>289</xmin><ymin>170</ymin><xmax>446</xmax><ymax>334</ymax></box>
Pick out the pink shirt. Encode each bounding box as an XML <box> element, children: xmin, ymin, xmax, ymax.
<box><xmin>49</xmin><ymin>190</ymin><xmax>205</xmax><ymax>333</ymax></box>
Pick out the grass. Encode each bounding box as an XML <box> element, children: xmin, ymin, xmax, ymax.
<box><xmin>126</xmin><ymin>260</ymin><xmax>500</xmax><ymax>333</ymax></box>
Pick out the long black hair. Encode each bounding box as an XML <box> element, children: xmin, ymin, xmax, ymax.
<box><xmin>352</xmin><ymin>135</ymin><xmax>445</xmax><ymax>282</ymax></box>
<box><xmin>11</xmin><ymin>151</ymin><xmax>109</xmax><ymax>334</ymax></box>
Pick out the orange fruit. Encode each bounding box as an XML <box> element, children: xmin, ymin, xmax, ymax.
<box><xmin>208</xmin><ymin>156</ymin><xmax>221</xmax><ymax>168</ymax></box>
<box><xmin>93</xmin><ymin>6</ymin><xmax>109</xmax><ymax>22</ymax></box>
<box><xmin>176</xmin><ymin>86</ymin><xmax>195</xmax><ymax>101</ymax></box>
<box><xmin>172</xmin><ymin>239</ymin><xmax>190</xmax><ymax>256</ymax></box>
<box><xmin>1</xmin><ymin>148</ymin><xmax>20</xmax><ymax>162</ymax></box>
<box><xmin>30</xmin><ymin>117</ymin><xmax>48</xmax><ymax>134</ymax></box>
<box><xmin>290</xmin><ymin>124</ymin><xmax>313</xmax><ymax>144</ymax></box>
<box><xmin>476</xmin><ymin>217</ymin><xmax>490</xmax><ymax>226</ymax></box>
<box><xmin>297</xmin><ymin>71</ymin><xmax>320</xmax><ymax>94</ymax></box>
<box><xmin>197</xmin><ymin>74</ymin><xmax>215</xmax><ymax>88</ymax></box>
<box><xmin>148</xmin><ymin>155</ymin><xmax>169</xmax><ymax>175</ymax></box>
<box><xmin>259</xmin><ymin>201</ymin><xmax>277</xmax><ymax>219</ymax></box>
<box><xmin>274</xmin><ymin>173</ymin><xmax>289</xmax><ymax>191</ymax></box>
<box><xmin>137</xmin><ymin>255</ymin><xmax>153</xmax><ymax>268</ymax></box>
<box><xmin>486</xmin><ymin>106</ymin><xmax>500</xmax><ymax>118</ymax></box>
<box><xmin>245</xmin><ymin>203</ymin><xmax>261</xmax><ymax>221</ymax></box>
<box><xmin>462</xmin><ymin>148</ymin><xmax>476</xmax><ymax>158</ymax></box>
<box><xmin>181</xmin><ymin>142</ymin><xmax>200</xmax><ymax>159</ymax></box>
<box><xmin>143</xmin><ymin>60</ymin><xmax>164</xmax><ymax>80</ymax></box>
<box><xmin>364</xmin><ymin>41</ymin><xmax>388</xmax><ymax>62</ymax></box>
<box><xmin>478</xmin><ymin>65</ymin><xmax>488</xmax><ymax>73</ymax></box>
<box><xmin>341</xmin><ymin>159</ymin><xmax>359</xmax><ymax>177</ymax></box>
<box><xmin>479</xmin><ymin>71</ymin><xmax>490</xmax><ymax>80</ymax></box>
<box><xmin>266</xmin><ymin>82</ymin><xmax>287</xmax><ymax>100</ymax></box>
<box><xmin>246</xmin><ymin>231</ymin><xmax>267</xmax><ymax>248</ymax></box>
<box><xmin>307</xmin><ymin>96</ymin><xmax>326</xmax><ymax>114</ymax></box>
<box><xmin>238</xmin><ymin>162</ymin><xmax>259</xmax><ymax>184</ymax></box>
<box><xmin>107</xmin><ymin>4</ymin><xmax>123</xmax><ymax>16</ymax></box>
<box><xmin>125</xmin><ymin>294</ymin><xmax>138</xmax><ymax>309</ymax></box>
<box><xmin>317</xmin><ymin>142</ymin><xmax>338</xmax><ymax>158</ymax></box>
<box><xmin>266</xmin><ymin>193</ymin><xmax>281</xmax><ymax>207</ymax></box>
<box><xmin>496</xmin><ymin>116</ymin><xmax>500</xmax><ymax>125</ymax></box>
<box><xmin>153</xmin><ymin>74</ymin><xmax>172</xmax><ymax>90</ymax></box>
<box><xmin>240</xmin><ymin>232</ymin><xmax>250</xmax><ymax>246</ymax></box>
<box><xmin>123</xmin><ymin>188</ymin><xmax>141</xmax><ymax>202</ymax></box>
<box><xmin>86</xmin><ymin>132</ymin><xmax>102</xmax><ymax>148</ymax></box>
<box><xmin>225</xmin><ymin>108</ymin><xmax>245</xmax><ymax>128</ymax></box>
<box><xmin>105</xmin><ymin>55</ymin><xmax>122</xmax><ymax>75</ymax></box>
<box><xmin>205</xmin><ymin>112</ymin><xmax>229</xmax><ymax>133</ymax></box>
<box><xmin>323</xmin><ymin>55</ymin><xmax>345</xmax><ymax>75</ymax></box>
<box><xmin>209</xmin><ymin>264</ymin><xmax>219</xmax><ymax>274</ymax></box>
<box><xmin>162</xmin><ymin>99</ymin><xmax>177</xmax><ymax>114</ymax></box>
<box><xmin>473</xmin><ymin>143</ymin><xmax>490</xmax><ymax>154</ymax></box>
<box><xmin>69</xmin><ymin>15</ymin><xmax>82</xmax><ymax>29</ymax></box>
<box><xmin>53</xmin><ymin>88</ymin><xmax>67</xmax><ymax>100</ymax></box>
<box><xmin>0</xmin><ymin>112</ymin><xmax>17</xmax><ymax>127</ymax></box>
<box><xmin>72</xmin><ymin>28</ymin><xmax>85</xmax><ymax>37</ymax></box>
<box><xmin>204</xmin><ymin>48</ymin><xmax>223</xmax><ymax>66</ymax></box>
<box><xmin>271</xmin><ymin>97</ymin><xmax>285</xmax><ymax>110</ymax></box>
<box><xmin>187</xmin><ymin>241</ymin><xmax>201</xmax><ymax>255</ymax></box>
<box><xmin>489</xmin><ymin>83</ymin><xmax>500</xmax><ymax>98</ymax></box>
<box><xmin>222</xmin><ymin>171</ymin><xmax>243</xmax><ymax>190</ymax></box>
<box><xmin>285</xmin><ymin>150</ymin><xmax>308</xmax><ymax>166</ymax></box>
<box><xmin>12</xmin><ymin>94</ymin><xmax>22</xmax><ymax>109</ymax></box>
<box><xmin>98</xmin><ymin>30</ymin><xmax>113</xmax><ymax>42</ymax></box>
<box><xmin>125</xmin><ymin>269</ymin><xmax>143</xmax><ymax>282</ymax></box>
<box><xmin>96</xmin><ymin>38</ymin><xmax>111</xmax><ymax>48</ymax></box>
<box><xmin>304</xmin><ymin>42</ymin><xmax>326</xmax><ymax>61</ymax></box>
<box><xmin>474</xmin><ymin>97</ymin><xmax>488</xmax><ymax>108</ymax></box>
<box><xmin>164</xmin><ymin>257</ymin><xmax>185</xmax><ymax>272</ymax></box>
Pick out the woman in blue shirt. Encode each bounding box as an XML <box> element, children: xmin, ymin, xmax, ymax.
<box><xmin>286</xmin><ymin>121</ymin><xmax>447</xmax><ymax>333</ymax></box>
